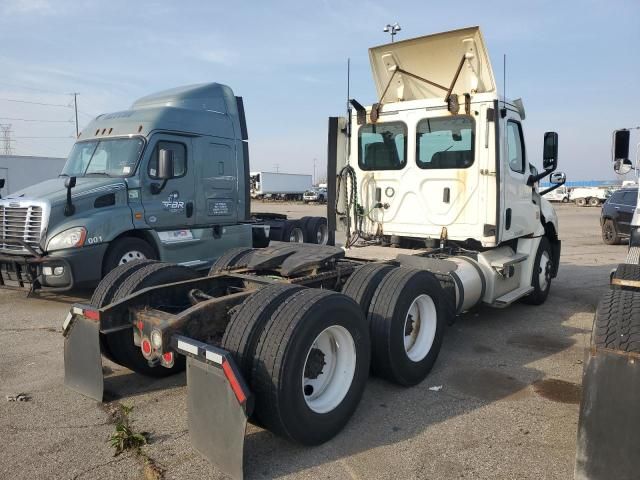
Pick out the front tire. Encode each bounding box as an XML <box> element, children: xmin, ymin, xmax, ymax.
<box><xmin>522</xmin><ymin>237</ymin><xmax>553</xmax><ymax>305</ymax></box>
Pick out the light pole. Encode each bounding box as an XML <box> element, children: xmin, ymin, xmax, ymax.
<box><xmin>313</xmin><ymin>158</ymin><xmax>317</xmax><ymax>185</ymax></box>
<box><xmin>383</xmin><ymin>23</ymin><xmax>401</xmax><ymax>42</ymax></box>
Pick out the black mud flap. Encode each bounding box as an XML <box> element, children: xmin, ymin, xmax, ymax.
<box><xmin>174</xmin><ymin>336</ymin><xmax>253</xmax><ymax>480</ymax></box>
<box><xmin>575</xmin><ymin>348</ymin><xmax>640</xmax><ymax>479</ymax></box>
<box><xmin>63</xmin><ymin>312</ymin><xmax>104</xmax><ymax>401</ymax></box>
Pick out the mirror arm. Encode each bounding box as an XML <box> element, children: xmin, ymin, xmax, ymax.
<box><xmin>539</xmin><ymin>177</ymin><xmax>566</xmax><ymax>196</ymax></box>
<box><xmin>150</xmin><ymin>179</ymin><xmax>168</xmax><ymax>195</ymax></box>
<box><xmin>527</xmin><ymin>166</ymin><xmax>555</xmax><ymax>187</ymax></box>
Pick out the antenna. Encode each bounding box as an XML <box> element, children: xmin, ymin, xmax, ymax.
<box><xmin>346</xmin><ymin>58</ymin><xmax>350</xmax><ymax>113</ymax></box>
<box><xmin>503</xmin><ymin>53</ymin><xmax>506</xmax><ymax>109</ymax></box>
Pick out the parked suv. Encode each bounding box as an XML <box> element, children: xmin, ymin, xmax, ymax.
<box><xmin>601</xmin><ymin>188</ymin><xmax>638</xmax><ymax>244</ymax></box>
<box><xmin>303</xmin><ymin>187</ymin><xmax>327</xmax><ymax>203</ymax></box>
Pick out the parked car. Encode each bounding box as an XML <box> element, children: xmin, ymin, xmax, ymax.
<box><xmin>303</xmin><ymin>187</ymin><xmax>327</xmax><ymax>203</ymax></box>
<box><xmin>601</xmin><ymin>187</ymin><xmax>638</xmax><ymax>244</ymax></box>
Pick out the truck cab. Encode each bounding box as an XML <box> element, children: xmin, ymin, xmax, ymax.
<box><xmin>0</xmin><ymin>84</ymin><xmax>253</xmax><ymax>290</ymax></box>
<box><xmin>330</xmin><ymin>27</ymin><xmax>565</xmax><ymax>307</ymax></box>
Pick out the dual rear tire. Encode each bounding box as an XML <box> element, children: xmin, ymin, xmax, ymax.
<box><xmin>91</xmin><ymin>260</ymin><xmax>198</xmax><ymax>376</ymax></box>
<box><xmin>222</xmin><ymin>284</ymin><xmax>370</xmax><ymax>445</ymax></box>
<box><xmin>342</xmin><ymin>263</ymin><xmax>448</xmax><ymax>386</ymax></box>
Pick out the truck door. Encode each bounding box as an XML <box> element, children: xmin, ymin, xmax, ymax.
<box><xmin>140</xmin><ymin>135</ymin><xmax>196</xmax><ymax>230</ymax></box>
<box><xmin>194</xmin><ymin>140</ymin><xmax>238</xmax><ymax>226</ymax></box>
<box><xmin>500</xmin><ymin>113</ymin><xmax>536</xmax><ymax>241</ymax></box>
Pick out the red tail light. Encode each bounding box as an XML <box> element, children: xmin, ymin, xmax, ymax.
<box><xmin>141</xmin><ymin>338</ymin><xmax>152</xmax><ymax>356</ymax></box>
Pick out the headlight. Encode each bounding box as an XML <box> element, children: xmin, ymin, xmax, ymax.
<box><xmin>47</xmin><ymin>227</ymin><xmax>87</xmax><ymax>251</ymax></box>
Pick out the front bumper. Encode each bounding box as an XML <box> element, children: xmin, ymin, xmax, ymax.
<box><xmin>0</xmin><ymin>242</ymin><xmax>108</xmax><ymax>291</ymax></box>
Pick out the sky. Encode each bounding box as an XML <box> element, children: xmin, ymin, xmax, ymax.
<box><xmin>0</xmin><ymin>0</ymin><xmax>639</xmax><ymax>181</ymax></box>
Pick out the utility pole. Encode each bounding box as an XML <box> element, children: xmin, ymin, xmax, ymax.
<box><xmin>313</xmin><ymin>158</ymin><xmax>317</xmax><ymax>185</ymax></box>
<box><xmin>273</xmin><ymin>163</ymin><xmax>280</xmax><ymax>173</ymax></box>
<box><xmin>0</xmin><ymin>124</ymin><xmax>14</xmax><ymax>155</ymax></box>
<box><xmin>72</xmin><ymin>93</ymin><xmax>79</xmax><ymax>137</ymax></box>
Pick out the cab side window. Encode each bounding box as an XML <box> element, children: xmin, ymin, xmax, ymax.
<box><xmin>148</xmin><ymin>141</ymin><xmax>187</xmax><ymax>179</ymax></box>
<box><xmin>506</xmin><ymin>121</ymin><xmax>526</xmax><ymax>174</ymax></box>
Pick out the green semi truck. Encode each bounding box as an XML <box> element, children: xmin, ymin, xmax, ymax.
<box><xmin>0</xmin><ymin>84</ymin><xmax>326</xmax><ymax>291</ymax></box>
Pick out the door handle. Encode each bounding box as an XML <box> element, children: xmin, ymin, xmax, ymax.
<box><xmin>186</xmin><ymin>201</ymin><xmax>194</xmax><ymax>218</ymax></box>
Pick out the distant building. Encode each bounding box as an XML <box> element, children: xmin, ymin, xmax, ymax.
<box><xmin>0</xmin><ymin>155</ymin><xmax>66</xmax><ymax>196</ymax></box>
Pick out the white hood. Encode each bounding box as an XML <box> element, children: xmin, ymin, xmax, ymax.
<box><xmin>368</xmin><ymin>26</ymin><xmax>496</xmax><ymax>103</ymax></box>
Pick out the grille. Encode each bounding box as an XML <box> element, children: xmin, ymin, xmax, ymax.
<box><xmin>0</xmin><ymin>205</ymin><xmax>43</xmax><ymax>254</ymax></box>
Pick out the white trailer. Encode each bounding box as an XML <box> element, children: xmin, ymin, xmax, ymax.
<box><xmin>571</xmin><ymin>186</ymin><xmax>609</xmax><ymax>206</ymax></box>
<box><xmin>250</xmin><ymin>171</ymin><xmax>312</xmax><ymax>200</ymax></box>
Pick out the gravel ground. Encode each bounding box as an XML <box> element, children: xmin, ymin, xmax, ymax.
<box><xmin>0</xmin><ymin>203</ymin><xmax>623</xmax><ymax>480</ymax></box>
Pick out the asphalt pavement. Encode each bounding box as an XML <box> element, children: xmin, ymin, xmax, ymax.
<box><xmin>0</xmin><ymin>203</ymin><xmax>622</xmax><ymax>480</ymax></box>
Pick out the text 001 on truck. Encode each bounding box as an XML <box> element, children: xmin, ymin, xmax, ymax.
<box><xmin>0</xmin><ymin>86</ymin><xmax>328</xmax><ymax>291</ymax></box>
<box><xmin>63</xmin><ymin>27</ymin><xmax>566</xmax><ymax>479</ymax></box>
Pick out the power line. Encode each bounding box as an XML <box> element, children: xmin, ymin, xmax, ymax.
<box><xmin>0</xmin><ymin>97</ymin><xmax>72</xmax><ymax>108</ymax></box>
<box><xmin>0</xmin><ymin>116</ymin><xmax>73</xmax><ymax>123</ymax></box>
<box><xmin>0</xmin><ymin>81</ymin><xmax>70</xmax><ymax>95</ymax></box>
<box><xmin>12</xmin><ymin>135</ymin><xmax>74</xmax><ymax>139</ymax></box>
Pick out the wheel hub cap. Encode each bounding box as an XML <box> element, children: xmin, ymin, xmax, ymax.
<box><xmin>403</xmin><ymin>294</ymin><xmax>437</xmax><ymax>363</ymax></box>
<box><xmin>302</xmin><ymin>325</ymin><xmax>356</xmax><ymax>414</ymax></box>
<box><xmin>119</xmin><ymin>250</ymin><xmax>147</xmax><ymax>265</ymax></box>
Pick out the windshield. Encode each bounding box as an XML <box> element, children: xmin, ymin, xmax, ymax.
<box><xmin>416</xmin><ymin>116</ymin><xmax>475</xmax><ymax>169</ymax></box>
<box><xmin>61</xmin><ymin>137</ymin><xmax>145</xmax><ymax>178</ymax></box>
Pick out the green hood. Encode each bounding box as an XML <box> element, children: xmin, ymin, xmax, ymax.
<box><xmin>5</xmin><ymin>177</ymin><xmax>127</xmax><ymax>206</ymax></box>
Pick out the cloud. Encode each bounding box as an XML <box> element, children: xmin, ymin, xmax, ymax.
<box><xmin>196</xmin><ymin>49</ymin><xmax>233</xmax><ymax>66</ymax></box>
<box><xmin>2</xmin><ymin>0</ymin><xmax>55</xmax><ymax>15</ymax></box>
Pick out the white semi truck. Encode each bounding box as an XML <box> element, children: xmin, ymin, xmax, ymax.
<box><xmin>63</xmin><ymin>27</ymin><xmax>566</xmax><ymax>479</ymax></box>
<box><xmin>249</xmin><ymin>171</ymin><xmax>312</xmax><ymax>200</ymax></box>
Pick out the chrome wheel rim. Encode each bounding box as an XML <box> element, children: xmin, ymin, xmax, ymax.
<box><xmin>316</xmin><ymin>224</ymin><xmax>329</xmax><ymax>245</ymax></box>
<box><xmin>288</xmin><ymin>227</ymin><xmax>304</xmax><ymax>243</ymax></box>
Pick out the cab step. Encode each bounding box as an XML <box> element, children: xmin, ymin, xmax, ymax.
<box><xmin>490</xmin><ymin>252</ymin><xmax>529</xmax><ymax>269</ymax></box>
<box><xmin>492</xmin><ymin>286</ymin><xmax>534</xmax><ymax>307</ymax></box>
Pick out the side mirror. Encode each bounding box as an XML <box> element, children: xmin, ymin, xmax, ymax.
<box><xmin>612</xmin><ymin>129</ymin><xmax>630</xmax><ymax>162</ymax></box>
<box><xmin>539</xmin><ymin>171</ymin><xmax>566</xmax><ymax>196</ymax></box>
<box><xmin>157</xmin><ymin>149</ymin><xmax>174</xmax><ymax>180</ymax></box>
<box><xmin>614</xmin><ymin>158</ymin><xmax>633</xmax><ymax>176</ymax></box>
<box><xmin>64</xmin><ymin>176</ymin><xmax>77</xmax><ymax>216</ymax></box>
<box><xmin>550</xmin><ymin>171</ymin><xmax>566</xmax><ymax>184</ymax></box>
<box><xmin>543</xmin><ymin>132</ymin><xmax>558</xmax><ymax>170</ymax></box>
<box><xmin>64</xmin><ymin>176</ymin><xmax>76</xmax><ymax>189</ymax></box>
